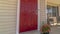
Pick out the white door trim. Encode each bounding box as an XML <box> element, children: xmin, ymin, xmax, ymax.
<box><xmin>16</xmin><ymin>0</ymin><xmax>20</xmax><ymax>34</ymax></box>
<box><xmin>38</xmin><ymin>0</ymin><xmax>40</xmax><ymax>31</ymax></box>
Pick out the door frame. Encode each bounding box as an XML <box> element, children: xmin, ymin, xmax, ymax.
<box><xmin>38</xmin><ymin>0</ymin><xmax>40</xmax><ymax>31</ymax></box>
<box><xmin>16</xmin><ymin>0</ymin><xmax>20</xmax><ymax>34</ymax></box>
<box><xmin>16</xmin><ymin>0</ymin><xmax>40</xmax><ymax>34</ymax></box>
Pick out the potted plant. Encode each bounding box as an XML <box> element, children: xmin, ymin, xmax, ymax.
<box><xmin>40</xmin><ymin>24</ymin><xmax>51</xmax><ymax>34</ymax></box>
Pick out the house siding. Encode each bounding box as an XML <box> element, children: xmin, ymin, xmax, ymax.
<box><xmin>40</xmin><ymin>0</ymin><xmax>47</xmax><ymax>25</ymax></box>
<box><xmin>0</xmin><ymin>0</ymin><xmax>17</xmax><ymax>34</ymax></box>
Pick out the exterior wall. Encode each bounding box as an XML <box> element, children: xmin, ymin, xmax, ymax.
<box><xmin>40</xmin><ymin>0</ymin><xmax>47</xmax><ymax>25</ymax></box>
<box><xmin>0</xmin><ymin>0</ymin><xmax>17</xmax><ymax>34</ymax></box>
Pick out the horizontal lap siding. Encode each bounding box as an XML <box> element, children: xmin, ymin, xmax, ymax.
<box><xmin>0</xmin><ymin>0</ymin><xmax>17</xmax><ymax>34</ymax></box>
<box><xmin>40</xmin><ymin>0</ymin><xmax>47</xmax><ymax>25</ymax></box>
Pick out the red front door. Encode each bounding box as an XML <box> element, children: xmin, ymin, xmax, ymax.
<box><xmin>20</xmin><ymin>0</ymin><xmax>38</xmax><ymax>32</ymax></box>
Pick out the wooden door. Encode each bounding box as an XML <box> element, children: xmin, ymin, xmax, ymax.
<box><xmin>20</xmin><ymin>0</ymin><xmax>37</xmax><ymax>32</ymax></box>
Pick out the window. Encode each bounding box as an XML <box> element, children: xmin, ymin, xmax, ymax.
<box><xmin>47</xmin><ymin>6</ymin><xmax>57</xmax><ymax>17</ymax></box>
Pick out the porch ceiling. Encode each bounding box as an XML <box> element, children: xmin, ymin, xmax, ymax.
<box><xmin>47</xmin><ymin>0</ymin><xmax>60</xmax><ymax>6</ymax></box>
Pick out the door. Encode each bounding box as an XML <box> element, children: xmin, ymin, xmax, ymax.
<box><xmin>20</xmin><ymin>0</ymin><xmax>37</xmax><ymax>32</ymax></box>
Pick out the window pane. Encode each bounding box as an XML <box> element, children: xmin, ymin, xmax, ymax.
<box><xmin>52</xmin><ymin>7</ymin><xmax>57</xmax><ymax>16</ymax></box>
<box><xmin>47</xmin><ymin>6</ymin><xmax>52</xmax><ymax>17</ymax></box>
<box><xmin>47</xmin><ymin>6</ymin><xmax>57</xmax><ymax>17</ymax></box>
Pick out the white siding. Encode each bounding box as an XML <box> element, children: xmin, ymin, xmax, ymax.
<box><xmin>0</xmin><ymin>0</ymin><xmax>17</xmax><ymax>34</ymax></box>
<box><xmin>40</xmin><ymin>0</ymin><xmax>47</xmax><ymax>26</ymax></box>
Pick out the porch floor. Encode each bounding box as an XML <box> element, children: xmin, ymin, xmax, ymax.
<box><xmin>20</xmin><ymin>30</ymin><xmax>40</xmax><ymax>34</ymax></box>
<box><xmin>20</xmin><ymin>26</ymin><xmax>60</xmax><ymax>34</ymax></box>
